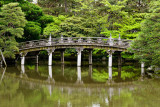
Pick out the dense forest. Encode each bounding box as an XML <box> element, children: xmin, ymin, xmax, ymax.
<box><xmin>0</xmin><ymin>0</ymin><xmax>159</xmax><ymax>67</ymax></box>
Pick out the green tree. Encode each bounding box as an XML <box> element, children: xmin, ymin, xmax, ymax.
<box><xmin>43</xmin><ymin>15</ymin><xmax>66</xmax><ymax>37</ymax></box>
<box><xmin>23</xmin><ymin>21</ymin><xmax>41</xmax><ymax>41</ymax></box>
<box><xmin>20</xmin><ymin>1</ymin><xmax>43</xmax><ymax>21</ymax></box>
<box><xmin>59</xmin><ymin>16</ymin><xmax>97</xmax><ymax>37</ymax></box>
<box><xmin>38</xmin><ymin>15</ymin><xmax>54</xmax><ymax>28</ymax></box>
<box><xmin>0</xmin><ymin>3</ymin><xmax>27</xmax><ymax>58</ymax></box>
<box><xmin>130</xmin><ymin>0</ymin><xmax>160</xmax><ymax>67</ymax></box>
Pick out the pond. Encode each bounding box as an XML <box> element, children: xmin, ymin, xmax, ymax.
<box><xmin>0</xmin><ymin>61</ymin><xmax>160</xmax><ymax>107</ymax></box>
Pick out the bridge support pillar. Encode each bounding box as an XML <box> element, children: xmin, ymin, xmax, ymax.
<box><xmin>107</xmin><ymin>50</ymin><xmax>115</xmax><ymax>67</ymax></box>
<box><xmin>89</xmin><ymin>49</ymin><xmax>93</xmax><ymax>65</ymax></box>
<box><xmin>141</xmin><ymin>62</ymin><xmax>145</xmax><ymax>76</ymax></box>
<box><xmin>48</xmin><ymin>66</ymin><xmax>52</xmax><ymax>79</ymax></box>
<box><xmin>118</xmin><ymin>52</ymin><xmax>122</xmax><ymax>66</ymax></box>
<box><xmin>89</xmin><ymin>65</ymin><xmax>93</xmax><ymax>78</ymax></box>
<box><xmin>20</xmin><ymin>52</ymin><xmax>27</xmax><ymax>65</ymax></box>
<box><xmin>60</xmin><ymin>50</ymin><xmax>65</xmax><ymax>64</ymax></box>
<box><xmin>36</xmin><ymin>55</ymin><xmax>39</xmax><ymax>64</ymax></box>
<box><xmin>21</xmin><ymin>64</ymin><xmax>25</xmax><ymax>74</ymax></box>
<box><xmin>76</xmin><ymin>48</ymin><xmax>83</xmax><ymax>67</ymax></box>
<box><xmin>47</xmin><ymin>49</ymin><xmax>55</xmax><ymax>66</ymax></box>
<box><xmin>108</xmin><ymin>67</ymin><xmax>112</xmax><ymax>80</ymax></box>
<box><xmin>76</xmin><ymin>67</ymin><xmax>83</xmax><ymax>84</ymax></box>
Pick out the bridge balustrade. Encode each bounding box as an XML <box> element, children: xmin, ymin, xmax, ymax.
<box><xmin>19</xmin><ymin>37</ymin><xmax>131</xmax><ymax>49</ymax></box>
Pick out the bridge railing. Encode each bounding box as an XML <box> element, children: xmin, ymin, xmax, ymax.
<box><xmin>19</xmin><ymin>39</ymin><xmax>48</xmax><ymax>49</ymax></box>
<box><xmin>51</xmin><ymin>37</ymin><xmax>109</xmax><ymax>44</ymax></box>
<box><xmin>19</xmin><ymin>37</ymin><xmax>131</xmax><ymax>49</ymax></box>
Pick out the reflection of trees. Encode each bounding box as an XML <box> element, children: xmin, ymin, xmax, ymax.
<box><xmin>121</xmin><ymin>71</ymin><xmax>137</xmax><ymax>80</ymax></box>
<box><xmin>0</xmin><ymin>76</ymin><xmax>26</xmax><ymax>107</ymax></box>
<box><xmin>92</xmin><ymin>68</ymin><xmax>118</xmax><ymax>82</ymax></box>
<box><xmin>111</xmin><ymin>79</ymin><xmax>160</xmax><ymax>107</ymax></box>
<box><xmin>0</xmin><ymin>75</ymin><xmax>109</xmax><ymax>107</ymax></box>
<box><xmin>120</xmin><ymin>66</ymin><xmax>141</xmax><ymax>81</ymax></box>
<box><xmin>1</xmin><ymin>73</ymin><xmax>160</xmax><ymax>107</ymax></box>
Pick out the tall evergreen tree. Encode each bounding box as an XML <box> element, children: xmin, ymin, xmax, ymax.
<box><xmin>130</xmin><ymin>0</ymin><xmax>160</xmax><ymax>67</ymax></box>
<box><xmin>0</xmin><ymin>3</ymin><xmax>27</xmax><ymax>58</ymax></box>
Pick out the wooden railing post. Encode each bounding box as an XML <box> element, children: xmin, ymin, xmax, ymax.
<box><xmin>109</xmin><ymin>34</ymin><xmax>113</xmax><ymax>46</ymax></box>
<box><xmin>118</xmin><ymin>34</ymin><xmax>122</xmax><ymax>45</ymax></box>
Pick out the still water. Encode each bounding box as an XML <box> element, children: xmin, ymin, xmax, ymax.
<box><xmin>0</xmin><ymin>61</ymin><xmax>160</xmax><ymax>107</ymax></box>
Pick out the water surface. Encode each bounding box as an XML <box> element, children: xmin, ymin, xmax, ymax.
<box><xmin>0</xmin><ymin>61</ymin><xmax>159</xmax><ymax>107</ymax></box>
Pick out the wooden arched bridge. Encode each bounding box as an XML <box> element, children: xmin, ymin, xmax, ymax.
<box><xmin>18</xmin><ymin>35</ymin><xmax>131</xmax><ymax>67</ymax></box>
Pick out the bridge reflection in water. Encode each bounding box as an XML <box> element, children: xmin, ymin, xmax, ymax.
<box><xmin>0</xmin><ymin>62</ymin><xmax>147</xmax><ymax>106</ymax></box>
<box><xmin>16</xmin><ymin>63</ymin><xmax>145</xmax><ymax>85</ymax></box>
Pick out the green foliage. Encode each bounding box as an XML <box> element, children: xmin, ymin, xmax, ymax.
<box><xmin>130</xmin><ymin>1</ymin><xmax>160</xmax><ymax>67</ymax></box>
<box><xmin>0</xmin><ymin>1</ymin><xmax>4</xmax><ymax>7</ymax></box>
<box><xmin>92</xmin><ymin>49</ymin><xmax>106</xmax><ymax>56</ymax></box>
<box><xmin>0</xmin><ymin>0</ymin><xmax>45</xmax><ymax>42</ymax></box>
<box><xmin>43</xmin><ymin>15</ymin><xmax>66</xmax><ymax>37</ymax></box>
<box><xmin>0</xmin><ymin>3</ymin><xmax>27</xmax><ymax>58</ymax></box>
<box><xmin>0</xmin><ymin>0</ymin><xmax>25</xmax><ymax>6</ymax></box>
<box><xmin>92</xmin><ymin>68</ymin><xmax>118</xmax><ymax>82</ymax></box>
<box><xmin>23</xmin><ymin>21</ymin><xmax>41</xmax><ymax>41</ymax></box>
<box><xmin>121</xmin><ymin>52</ymin><xmax>134</xmax><ymax>59</ymax></box>
<box><xmin>38</xmin><ymin>15</ymin><xmax>54</xmax><ymax>28</ymax></box>
<box><xmin>20</xmin><ymin>1</ymin><xmax>43</xmax><ymax>21</ymax></box>
<box><xmin>43</xmin><ymin>23</ymin><xmax>60</xmax><ymax>37</ymax></box>
<box><xmin>38</xmin><ymin>0</ymin><xmax>76</xmax><ymax>15</ymax></box>
<box><xmin>98</xmin><ymin>0</ymin><xmax>142</xmax><ymax>39</ymax></box>
<box><xmin>40</xmin><ymin>0</ymin><xmax>144</xmax><ymax>39</ymax></box>
<box><xmin>59</xmin><ymin>16</ymin><xmax>97</xmax><ymax>37</ymax></box>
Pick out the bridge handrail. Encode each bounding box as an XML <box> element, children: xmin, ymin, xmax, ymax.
<box><xmin>19</xmin><ymin>37</ymin><xmax>131</xmax><ymax>43</ymax></box>
<box><xmin>18</xmin><ymin>37</ymin><xmax>132</xmax><ymax>49</ymax></box>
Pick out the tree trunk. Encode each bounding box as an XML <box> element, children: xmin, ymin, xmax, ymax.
<box><xmin>65</xmin><ymin>0</ymin><xmax>68</xmax><ymax>13</ymax></box>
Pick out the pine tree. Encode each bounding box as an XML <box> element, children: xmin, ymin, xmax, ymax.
<box><xmin>0</xmin><ymin>3</ymin><xmax>27</xmax><ymax>58</ymax></box>
<box><xmin>130</xmin><ymin>1</ymin><xmax>160</xmax><ymax>67</ymax></box>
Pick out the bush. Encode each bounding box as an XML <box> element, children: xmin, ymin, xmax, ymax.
<box><xmin>23</xmin><ymin>21</ymin><xmax>41</xmax><ymax>41</ymax></box>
